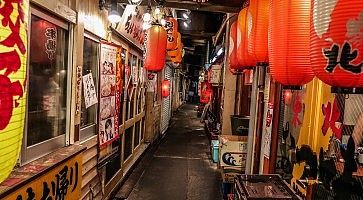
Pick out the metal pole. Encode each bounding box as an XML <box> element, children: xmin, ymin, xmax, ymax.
<box><xmin>245</xmin><ymin>67</ymin><xmax>260</xmax><ymax>174</ymax></box>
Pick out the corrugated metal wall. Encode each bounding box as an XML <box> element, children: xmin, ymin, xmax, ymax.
<box><xmin>161</xmin><ymin>66</ymin><xmax>173</xmax><ymax>134</ymax></box>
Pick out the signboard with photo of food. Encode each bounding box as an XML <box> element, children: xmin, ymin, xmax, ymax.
<box><xmin>99</xmin><ymin>42</ymin><xmax>122</xmax><ymax>147</ymax></box>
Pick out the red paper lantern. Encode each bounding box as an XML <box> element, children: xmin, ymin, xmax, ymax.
<box><xmin>162</xmin><ymin>79</ymin><xmax>170</xmax><ymax>97</ymax></box>
<box><xmin>248</xmin><ymin>0</ymin><xmax>269</xmax><ymax>65</ymax></box>
<box><xmin>167</xmin><ymin>32</ymin><xmax>180</xmax><ymax>58</ymax></box>
<box><xmin>144</xmin><ymin>25</ymin><xmax>167</xmax><ymax>72</ymax></box>
<box><xmin>229</xmin><ymin>21</ymin><xmax>239</xmax><ymax>71</ymax></box>
<box><xmin>237</xmin><ymin>8</ymin><xmax>255</xmax><ymax>69</ymax></box>
<box><xmin>311</xmin><ymin>0</ymin><xmax>363</xmax><ymax>88</ymax></box>
<box><xmin>269</xmin><ymin>0</ymin><xmax>314</xmax><ymax>86</ymax></box>
<box><xmin>200</xmin><ymin>81</ymin><xmax>212</xmax><ymax>104</ymax></box>
<box><xmin>30</xmin><ymin>18</ymin><xmax>57</xmax><ymax>65</ymax></box>
<box><xmin>165</xmin><ymin>17</ymin><xmax>178</xmax><ymax>51</ymax></box>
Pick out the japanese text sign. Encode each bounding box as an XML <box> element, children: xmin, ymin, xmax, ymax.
<box><xmin>82</xmin><ymin>73</ymin><xmax>98</xmax><ymax>108</ymax></box>
<box><xmin>117</xmin><ymin>5</ymin><xmax>145</xmax><ymax>49</ymax></box>
<box><xmin>3</xmin><ymin>153</ymin><xmax>82</xmax><ymax>200</ymax></box>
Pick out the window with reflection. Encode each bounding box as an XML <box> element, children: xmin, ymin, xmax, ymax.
<box><xmin>141</xmin><ymin>117</ymin><xmax>145</xmax><ymax>141</ymax></box>
<box><xmin>124</xmin><ymin>126</ymin><xmax>133</xmax><ymax>160</ymax></box>
<box><xmin>80</xmin><ymin>37</ymin><xmax>99</xmax><ymax>130</ymax></box>
<box><xmin>119</xmin><ymin>48</ymin><xmax>126</xmax><ymax>124</ymax></box>
<box><xmin>134</xmin><ymin>121</ymin><xmax>140</xmax><ymax>148</ymax></box>
<box><xmin>27</xmin><ymin>15</ymin><xmax>69</xmax><ymax>146</ymax></box>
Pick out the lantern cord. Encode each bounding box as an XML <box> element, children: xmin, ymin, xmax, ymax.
<box><xmin>213</xmin><ymin>14</ymin><xmax>237</xmax><ymax>47</ymax></box>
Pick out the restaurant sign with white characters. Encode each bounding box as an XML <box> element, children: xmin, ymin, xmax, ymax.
<box><xmin>116</xmin><ymin>5</ymin><xmax>145</xmax><ymax>49</ymax></box>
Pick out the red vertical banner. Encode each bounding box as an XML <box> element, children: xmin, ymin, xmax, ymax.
<box><xmin>99</xmin><ymin>42</ymin><xmax>121</xmax><ymax>147</ymax></box>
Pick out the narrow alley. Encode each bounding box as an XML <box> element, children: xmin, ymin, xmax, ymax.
<box><xmin>2</xmin><ymin>0</ymin><xmax>363</xmax><ymax>200</ymax></box>
<box><xmin>123</xmin><ymin>104</ymin><xmax>222</xmax><ymax>200</ymax></box>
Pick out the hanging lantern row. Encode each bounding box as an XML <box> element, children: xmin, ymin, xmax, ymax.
<box><xmin>232</xmin><ymin>0</ymin><xmax>269</xmax><ymax>73</ymax></box>
<box><xmin>230</xmin><ymin>0</ymin><xmax>363</xmax><ymax>91</ymax></box>
<box><xmin>269</xmin><ymin>0</ymin><xmax>314</xmax><ymax>87</ymax></box>
<box><xmin>144</xmin><ymin>25</ymin><xmax>167</xmax><ymax>72</ymax></box>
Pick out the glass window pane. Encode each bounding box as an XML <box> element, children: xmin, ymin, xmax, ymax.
<box><xmin>134</xmin><ymin>121</ymin><xmax>140</xmax><ymax>148</ymax></box>
<box><xmin>27</xmin><ymin>15</ymin><xmax>68</xmax><ymax>146</ymax></box>
<box><xmin>119</xmin><ymin>48</ymin><xmax>126</xmax><ymax>124</ymax></box>
<box><xmin>81</xmin><ymin>38</ymin><xmax>99</xmax><ymax>128</ymax></box>
<box><xmin>141</xmin><ymin>117</ymin><xmax>145</xmax><ymax>140</ymax></box>
<box><xmin>124</xmin><ymin>126</ymin><xmax>133</xmax><ymax>160</ymax></box>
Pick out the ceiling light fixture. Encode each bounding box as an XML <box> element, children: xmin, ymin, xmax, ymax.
<box><xmin>160</xmin><ymin>18</ymin><xmax>166</xmax><ymax>26</ymax></box>
<box><xmin>216</xmin><ymin>48</ymin><xmax>224</xmax><ymax>56</ymax></box>
<box><xmin>107</xmin><ymin>0</ymin><xmax>122</xmax><ymax>23</ymax></box>
<box><xmin>183</xmin><ymin>21</ymin><xmax>188</xmax><ymax>27</ymax></box>
<box><xmin>182</xmin><ymin>12</ymin><xmax>189</xmax><ymax>19</ymax></box>
<box><xmin>128</xmin><ymin>0</ymin><xmax>143</xmax><ymax>6</ymax></box>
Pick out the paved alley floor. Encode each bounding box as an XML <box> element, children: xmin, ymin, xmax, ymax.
<box><xmin>127</xmin><ymin>104</ymin><xmax>222</xmax><ymax>200</ymax></box>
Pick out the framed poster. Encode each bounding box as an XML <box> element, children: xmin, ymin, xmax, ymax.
<box><xmin>99</xmin><ymin>42</ymin><xmax>122</xmax><ymax>147</ymax></box>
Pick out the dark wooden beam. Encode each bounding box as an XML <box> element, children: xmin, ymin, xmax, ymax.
<box><xmin>117</xmin><ymin>0</ymin><xmax>240</xmax><ymax>13</ymax></box>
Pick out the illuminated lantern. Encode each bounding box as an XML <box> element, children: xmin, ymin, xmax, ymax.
<box><xmin>162</xmin><ymin>79</ymin><xmax>171</xmax><ymax>97</ymax></box>
<box><xmin>30</xmin><ymin>19</ymin><xmax>57</xmax><ymax>65</ymax></box>
<box><xmin>0</xmin><ymin>0</ymin><xmax>29</xmax><ymax>183</ymax></box>
<box><xmin>269</xmin><ymin>0</ymin><xmax>314</xmax><ymax>86</ymax></box>
<box><xmin>172</xmin><ymin>44</ymin><xmax>183</xmax><ymax>64</ymax></box>
<box><xmin>168</xmin><ymin>32</ymin><xmax>181</xmax><ymax>58</ymax></box>
<box><xmin>311</xmin><ymin>0</ymin><xmax>363</xmax><ymax>88</ymax></box>
<box><xmin>247</xmin><ymin>0</ymin><xmax>269</xmax><ymax>65</ymax></box>
<box><xmin>237</xmin><ymin>8</ymin><xmax>254</xmax><ymax>69</ymax></box>
<box><xmin>144</xmin><ymin>25</ymin><xmax>167</xmax><ymax>72</ymax></box>
<box><xmin>200</xmin><ymin>81</ymin><xmax>212</xmax><ymax>104</ymax></box>
<box><xmin>283</xmin><ymin>90</ymin><xmax>293</xmax><ymax>105</ymax></box>
<box><xmin>229</xmin><ymin>21</ymin><xmax>239</xmax><ymax>71</ymax></box>
<box><xmin>165</xmin><ymin>17</ymin><xmax>178</xmax><ymax>50</ymax></box>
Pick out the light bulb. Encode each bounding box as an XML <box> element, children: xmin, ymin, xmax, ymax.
<box><xmin>155</xmin><ymin>7</ymin><xmax>161</xmax><ymax>15</ymax></box>
<box><xmin>217</xmin><ymin>48</ymin><xmax>224</xmax><ymax>56</ymax></box>
<box><xmin>143</xmin><ymin>13</ymin><xmax>151</xmax><ymax>22</ymax></box>
<box><xmin>161</xmin><ymin>19</ymin><xmax>166</xmax><ymax>26</ymax></box>
<box><xmin>183</xmin><ymin>21</ymin><xmax>188</xmax><ymax>27</ymax></box>
<box><xmin>108</xmin><ymin>10</ymin><xmax>122</xmax><ymax>23</ymax></box>
<box><xmin>183</xmin><ymin>12</ymin><xmax>189</xmax><ymax>19</ymax></box>
<box><xmin>143</xmin><ymin>22</ymin><xmax>151</xmax><ymax>30</ymax></box>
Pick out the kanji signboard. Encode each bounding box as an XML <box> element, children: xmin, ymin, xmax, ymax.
<box><xmin>3</xmin><ymin>153</ymin><xmax>82</xmax><ymax>200</ymax></box>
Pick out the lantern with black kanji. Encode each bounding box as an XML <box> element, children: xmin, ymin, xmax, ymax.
<box><xmin>311</xmin><ymin>0</ymin><xmax>363</xmax><ymax>89</ymax></box>
<box><xmin>162</xmin><ymin>79</ymin><xmax>170</xmax><ymax>97</ymax></box>
<box><xmin>165</xmin><ymin>17</ymin><xmax>178</xmax><ymax>51</ymax></box>
<box><xmin>247</xmin><ymin>0</ymin><xmax>269</xmax><ymax>66</ymax></box>
<box><xmin>269</xmin><ymin>0</ymin><xmax>314</xmax><ymax>86</ymax></box>
<box><xmin>200</xmin><ymin>81</ymin><xmax>212</xmax><ymax>104</ymax></box>
<box><xmin>144</xmin><ymin>25</ymin><xmax>167</xmax><ymax>72</ymax></box>
<box><xmin>229</xmin><ymin>21</ymin><xmax>239</xmax><ymax>72</ymax></box>
<box><xmin>30</xmin><ymin>18</ymin><xmax>57</xmax><ymax>65</ymax></box>
<box><xmin>167</xmin><ymin>32</ymin><xmax>181</xmax><ymax>58</ymax></box>
<box><xmin>237</xmin><ymin>7</ymin><xmax>254</xmax><ymax>69</ymax></box>
<box><xmin>0</xmin><ymin>0</ymin><xmax>29</xmax><ymax>183</ymax></box>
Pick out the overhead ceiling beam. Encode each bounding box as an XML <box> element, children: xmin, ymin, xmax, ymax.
<box><xmin>117</xmin><ymin>0</ymin><xmax>240</xmax><ymax>13</ymax></box>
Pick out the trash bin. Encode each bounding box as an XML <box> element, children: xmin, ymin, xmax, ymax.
<box><xmin>211</xmin><ymin>139</ymin><xmax>219</xmax><ymax>163</ymax></box>
<box><xmin>230</xmin><ymin>115</ymin><xmax>250</xmax><ymax>136</ymax></box>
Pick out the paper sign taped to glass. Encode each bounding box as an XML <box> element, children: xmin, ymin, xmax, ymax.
<box><xmin>82</xmin><ymin>73</ymin><xmax>98</xmax><ymax>108</ymax></box>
